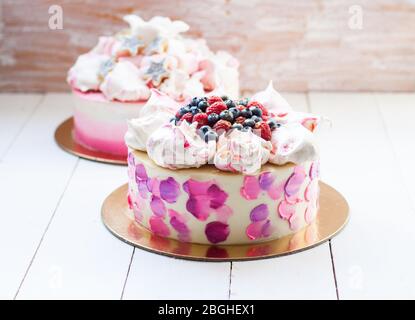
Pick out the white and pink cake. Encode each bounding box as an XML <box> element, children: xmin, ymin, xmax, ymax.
<box><xmin>67</xmin><ymin>14</ymin><xmax>239</xmax><ymax>157</ymax></box>
<box><xmin>125</xmin><ymin>83</ymin><xmax>322</xmax><ymax>245</ymax></box>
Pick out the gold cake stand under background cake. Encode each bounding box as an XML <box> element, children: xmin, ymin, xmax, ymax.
<box><xmin>54</xmin><ymin>117</ymin><xmax>128</xmax><ymax>165</ymax></box>
<box><xmin>101</xmin><ymin>182</ymin><xmax>349</xmax><ymax>262</ymax></box>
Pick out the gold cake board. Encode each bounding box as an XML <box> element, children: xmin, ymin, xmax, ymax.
<box><xmin>54</xmin><ymin>117</ymin><xmax>128</xmax><ymax>165</ymax></box>
<box><xmin>101</xmin><ymin>182</ymin><xmax>349</xmax><ymax>262</ymax></box>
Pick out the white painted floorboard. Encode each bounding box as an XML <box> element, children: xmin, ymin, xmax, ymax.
<box><xmin>309</xmin><ymin>93</ymin><xmax>415</xmax><ymax>299</ymax></box>
<box><xmin>0</xmin><ymin>94</ymin><xmax>77</xmax><ymax>299</ymax></box>
<box><xmin>0</xmin><ymin>94</ymin><xmax>43</xmax><ymax>159</ymax></box>
<box><xmin>16</xmin><ymin>160</ymin><xmax>132</xmax><ymax>299</ymax></box>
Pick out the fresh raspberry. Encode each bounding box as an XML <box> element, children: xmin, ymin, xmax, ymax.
<box><xmin>235</xmin><ymin>116</ymin><xmax>246</xmax><ymax>124</ymax></box>
<box><xmin>181</xmin><ymin>112</ymin><xmax>193</xmax><ymax>123</ymax></box>
<box><xmin>206</xmin><ymin>102</ymin><xmax>227</xmax><ymax>115</ymax></box>
<box><xmin>259</xmin><ymin>122</ymin><xmax>272</xmax><ymax>141</ymax></box>
<box><xmin>248</xmin><ymin>101</ymin><xmax>268</xmax><ymax>116</ymax></box>
<box><xmin>213</xmin><ymin>120</ymin><xmax>232</xmax><ymax>132</ymax></box>
<box><xmin>207</xmin><ymin>96</ymin><xmax>223</xmax><ymax>105</ymax></box>
<box><xmin>262</xmin><ymin>114</ymin><xmax>269</xmax><ymax>121</ymax></box>
<box><xmin>192</xmin><ymin>113</ymin><xmax>208</xmax><ymax>127</ymax></box>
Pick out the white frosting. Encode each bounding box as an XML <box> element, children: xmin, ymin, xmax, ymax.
<box><xmin>67</xmin><ymin>14</ymin><xmax>239</xmax><ymax>101</ymax></box>
<box><xmin>146</xmin><ymin>122</ymin><xmax>214</xmax><ymax>169</ymax></box>
<box><xmin>251</xmin><ymin>81</ymin><xmax>292</xmax><ymax>115</ymax></box>
<box><xmin>100</xmin><ymin>61</ymin><xmax>150</xmax><ymax>101</ymax></box>
<box><xmin>214</xmin><ymin>130</ymin><xmax>272</xmax><ymax>175</ymax></box>
<box><xmin>268</xmin><ymin>122</ymin><xmax>319</xmax><ymax>165</ymax></box>
<box><xmin>159</xmin><ymin>69</ymin><xmax>205</xmax><ymax>100</ymax></box>
<box><xmin>126</xmin><ymin>83</ymin><xmax>322</xmax><ymax>174</ymax></box>
<box><xmin>124</xmin><ymin>89</ymin><xmax>180</xmax><ymax>150</ymax></box>
<box><xmin>67</xmin><ymin>53</ymin><xmax>109</xmax><ymax>92</ymax></box>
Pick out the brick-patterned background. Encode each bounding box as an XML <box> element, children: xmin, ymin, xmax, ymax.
<box><xmin>1</xmin><ymin>0</ymin><xmax>414</xmax><ymax>93</ymax></box>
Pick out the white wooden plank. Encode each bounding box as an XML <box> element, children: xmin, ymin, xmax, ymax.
<box><xmin>308</xmin><ymin>93</ymin><xmax>415</xmax><ymax>299</ymax></box>
<box><xmin>17</xmin><ymin>160</ymin><xmax>132</xmax><ymax>299</ymax></box>
<box><xmin>377</xmin><ymin>93</ymin><xmax>415</xmax><ymax>211</ymax></box>
<box><xmin>0</xmin><ymin>93</ymin><xmax>78</xmax><ymax>299</ymax></box>
<box><xmin>230</xmin><ymin>246</ymin><xmax>336</xmax><ymax>300</ymax></box>
<box><xmin>231</xmin><ymin>93</ymin><xmax>335</xmax><ymax>300</ymax></box>
<box><xmin>0</xmin><ymin>94</ymin><xmax>43</xmax><ymax>159</ymax></box>
<box><xmin>123</xmin><ymin>250</ymin><xmax>230</xmax><ymax>300</ymax></box>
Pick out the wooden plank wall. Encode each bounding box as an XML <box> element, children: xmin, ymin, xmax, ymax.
<box><xmin>0</xmin><ymin>0</ymin><xmax>414</xmax><ymax>93</ymax></box>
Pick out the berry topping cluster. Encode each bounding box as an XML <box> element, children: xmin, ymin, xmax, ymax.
<box><xmin>173</xmin><ymin>96</ymin><xmax>281</xmax><ymax>142</ymax></box>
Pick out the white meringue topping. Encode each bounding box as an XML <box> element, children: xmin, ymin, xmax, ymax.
<box><xmin>214</xmin><ymin>130</ymin><xmax>272</xmax><ymax>175</ymax></box>
<box><xmin>251</xmin><ymin>80</ymin><xmax>292</xmax><ymax>115</ymax></box>
<box><xmin>100</xmin><ymin>61</ymin><xmax>150</xmax><ymax>101</ymax></box>
<box><xmin>268</xmin><ymin>122</ymin><xmax>319</xmax><ymax>165</ymax></box>
<box><xmin>146</xmin><ymin>122</ymin><xmax>214</xmax><ymax>169</ymax></box>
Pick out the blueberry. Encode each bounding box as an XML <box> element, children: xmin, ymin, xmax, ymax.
<box><xmin>268</xmin><ymin>119</ymin><xmax>278</xmax><ymax>130</ymax></box>
<box><xmin>238</xmin><ymin>98</ymin><xmax>249</xmax><ymax>106</ymax></box>
<box><xmin>251</xmin><ymin>115</ymin><xmax>262</xmax><ymax>123</ymax></box>
<box><xmin>208</xmin><ymin>113</ymin><xmax>220</xmax><ymax>126</ymax></box>
<box><xmin>200</xmin><ymin>125</ymin><xmax>211</xmax><ymax>134</ymax></box>
<box><xmin>191</xmin><ymin>97</ymin><xmax>200</xmax><ymax>106</ymax></box>
<box><xmin>198</xmin><ymin>100</ymin><xmax>208</xmax><ymax>111</ymax></box>
<box><xmin>240</xmin><ymin>109</ymin><xmax>252</xmax><ymax>118</ymax></box>
<box><xmin>228</xmin><ymin>107</ymin><xmax>240</xmax><ymax>118</ymax></box>
<box><xmin>178</xmin><ymin>106</ymin><xmax>190</xmax><ymax>116</ymax></box>
<box><xmin>241</xmin><ymin>126</ymin><xmax>252</xmax><ymax>132</ymax></box>
<box><xmin>204</xmin><ymin>131</ymin><xmax>218</xmax><ymax>143</ymax></box>
<box><xmin>226</xmin><ymin>100</ymin><xmax>236</xmax><ymax>109</ymax></box>
<box><xmin>190</xmin><ymin>106</ymin><xmax>201</xmax><ymax>115</ymax></box>
<box><xmin>243</xmin><ymin>119</ymin><xmax>255</xmax><ymax>128</ymax></box>
<box><xmin>221</xmin><ymin>95</ymin><xmax>229</xmax><ymax>101</ymax></box>
<box><xmin>249</xmin><ymin>106</ymin><xmax>262</xmax><ymax>117</ymax></box>
<box><xmin>231</xmin><ymin>123</ymin><xmax>243</xmax><ymax>130</ymax></box>
<box><xmin>219</xmin><ymin>110</ymin><xmax>234</xmax><ymax>122</ymax></box>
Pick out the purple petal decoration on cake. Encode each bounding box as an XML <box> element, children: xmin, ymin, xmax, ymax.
<box><xmin>205</xmin><ymin>221</ymin><xmax>230</xmax><ymax>244</ymax></box>
<box><xmin>289</xmin><ymin>214</ymin><xmax>301</xmax><ymax>231</ymax></box>
<box><xmin>309</xmin><ymin>161</ymin><xmax>320</xmax><ymax>180</ymax></box>
<box><xmin>128</xmin><ymin>152</ymin><xmax>135</xmax><ymax>166</ymax></box>
<box><xmin>240</xmin><ymin>176</ymin><xmax>260</xmax><ymax>200</ymax></box>
<box><xmin>258</xmin><ymin>172</ymin><xmax>275</xmax><ymax>190</ymax></box>
<box><xmin>304</xmin><ymin>179</ymin><xmax>319</xmax><ymax>202</ymax></box>
<box><xmin>284</xmin><ymin>166</ymin><xmax>306</xmax><ymax>197</ymax></box>
<box><xmin>186</xmin><ymin>195</ymin><xmax>210</xmax><ymax>221</ymax></box>
<box><xmin>160</xmin><ymin>177</ymin><xmax>180</xmax><ymax>203</ymax></box>
<box><xmin>278</xmin><ymin>200</ymin><xmax>295</xmax><ymax>220</ymax></box>
<box><xmin>135</xmin><ymin>163</ymin><xmax>148</xmax><ymax>182</ymax></box>
<box><xmin>249</xmin><ymin>204</ymin><xmax>269</xmax><ymax>222</ymax></box>
<box><xmin>215</xmin><ymin>205</ymin><xmax>233</xmax><ymax>222</ymax></box>
<box><xmin>304</xmin><ymin>205</ymin><xmax>316</xmax><ymax>224</ymax></box>
<box><xmin>246</xmin><ymin>222</ymin><xmax>263</xmax><ymax>240</ymax></box>
<box><xmin>261</xmin><ymin>220</ymin><xmax>272</xmax><ymax>237</ymax></box>
<box><xmin>207</xmin><ymin>184</ymin><xmax>228</xmax><ymax>209</ymax></box>
<box><xmin>267</xmin><ymin>179</ymin><xmax>286</xmax><ymax>200</ymax></box>
<box><xmin>170</xmin><ymin>216</ymin><xmax>189</xmax><ymax>235</ymax></box>
<box><xmin>150</xmin><ymin>195</ymin><xmax>166</xmax><ymax>217</ymax></box>
<box><xmin>149</xmin><ymin>216</ymin><xmax>170</xmax><ymax>237</ymax></box>
<box><xmin>183</xmin><ymin>179</ymin><xmax>211</xmax><ymax>196</ymax></box>
<box><xmin>137</xmin><ymin>180</ymin><xmax>149</xmax><ymax>199</ymax></box>
<box><xmin>168</xmin><ymin>209</ymin><xmax>190</xmax><ymax>241</ymax></box>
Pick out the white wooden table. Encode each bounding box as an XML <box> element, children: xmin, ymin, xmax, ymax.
<box><xmin>1</xmin><ymin>92</ymin><xmax>414</xmax><ymax>300</ymax></box>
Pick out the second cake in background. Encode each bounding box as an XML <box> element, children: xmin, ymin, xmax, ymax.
<box><xmin>67</xmin><ymin>14</ymin><xmax>239</xmax><ymax>157</ymax></box>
